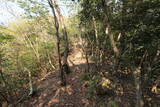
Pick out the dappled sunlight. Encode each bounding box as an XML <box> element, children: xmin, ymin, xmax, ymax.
<box><xmin>101</xmin><ymin>78</ymin><xmax>112</xmax><ymax>89</ymax></box>
<box><xmin>1</xmin><ymin>0</ymin><xmax>159</xmax><ymax>107</ymax></box>
<box><xmin>116</xmin><ymin>87</ymin><xmax>124</xmax><ymax>95</ymax></box>
<box><xmin>20</xmin><ymin>46</ymin><xmax>93</xmax><ymax>106</ymax></box>
<box><xmin>48</xmin><ymin>98</ymin><xmax>59</xmax><ymax>105</ymax></box>
<box><xmin>81</xmin><ymin>98</ymin><xmax>90</xmax><ymax>106</ymax></box>
<box><xmin>65</xmin><ymin>85</ymin><xmax>73</xmax><ymax>95</ymax></box>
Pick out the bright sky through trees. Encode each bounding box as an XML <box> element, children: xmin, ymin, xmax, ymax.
<box><xmin>0</xmin><ymin>0</ymin><xmax>72</xmax><ymax>26</ymax></box>
<box><xmin>0</xmin><ymin>0</ymin><xmax>24</xmax><ymax>26</ymax></box>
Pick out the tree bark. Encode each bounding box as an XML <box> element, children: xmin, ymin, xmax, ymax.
<box><xmin>132</xmin><ymin>51</ymin><xmax>146</xmax><ymax>107</ymax></box>
<box><xmin>133</xmin><ymin>67</ymin><xmax>144</xmax><ymax>107</ymax></box>
<box><xmin>103</xmin><ymin>4</ymin><xmax>120</xmax><ymax>71</ymax></box>
<box><xmin>53</xmin><ymin>0</ymin><xmax>70</xmax><ymax>74</ymax></box>
<box><xmin>48</xmin><ymin>0</ymin><xmax>65</xmax><ymax>85</ymax></box>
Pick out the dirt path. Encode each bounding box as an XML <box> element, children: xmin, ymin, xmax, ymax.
<box><xmin>21</xmin><ymin>47</ymin><xmax>93</xmax><ymax>107</ymax></box>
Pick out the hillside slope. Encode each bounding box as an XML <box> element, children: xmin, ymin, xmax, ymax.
<box><xmin>21</xmin><ymin>47</ymin><xmax>94</xmax><ymax>107</ymax></box>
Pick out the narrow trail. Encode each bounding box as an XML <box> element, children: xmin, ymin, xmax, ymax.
<box><xmin>22</xmin><ymin>46</ymin><xmax>93</xmax><ymax>107</ymax></box>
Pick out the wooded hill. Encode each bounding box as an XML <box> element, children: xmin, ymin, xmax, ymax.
<box><xmin>0</xmin><ymin>0</ymin><xmax>160</xmax><ymax>107</ymax></box>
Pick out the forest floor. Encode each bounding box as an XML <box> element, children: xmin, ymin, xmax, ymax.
<box><xmin>21</xmin><ymin>45</ymin><xmax>95</xmax><ymax>107</ymax></box>
<box><xmin>20</xmin><ymin>44</ymin><xmax>136</xmax><ymax>107</ymax></box>
<box><xmin>20</xmin><ymin>44</ymin><xmax>160</xmax><ymax>107</ymax></box>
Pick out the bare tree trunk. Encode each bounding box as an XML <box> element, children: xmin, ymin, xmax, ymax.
<box><xmin>105</xmin><ymin>26</ymin><xmax>120</xmax><ymax>72</ymax></box>
<box><xmin>133</xmin><ymin>67</ymin><xmax>143</xmax><ymax>107</ymax></box>
<box><xmin>80</xmin><ymin>27</ymin><xmax>90</xmax><ymax>73</ymax></box>
<box><xmin>92</xmin><ymin>16</ymin><xmax>100</xmax><ymax>67</ymax></box>
<box><xmin>48</xmin><ymin>0</ymin><xmax>65</xmax><ymax>85</ymax></box>
<box><xmin>85</xmin><ymin>49</ymin><xmax>90</xmax><ymax>73</ymax></box>
<box><xmin>105</xmin><ymin>26</ymin><xmax>119</xmax><ymax>59</ymax></box>
<box><xmin>103</xmin><ymin>4</ymin><xmax>120</xmax><ymax>71</ymax></box>
<box><xmin>23</xmin><ymin>67</ymin><xmax>34</xmax><ymax>96</ymax></box>
<box><xmin>52</xmin><ymin>0</ymin><xmax>70</xmax><ymax>74</ymax></box>
<box><xmin>132</xmin><ymin>51</ymin><xmax>146</xmax><ymax>107</ymax></box>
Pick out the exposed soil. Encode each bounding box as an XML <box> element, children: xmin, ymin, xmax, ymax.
<box><xmin>19</xmin><ymin>45</ymin><xmax>160</xmax><ymax>107</ymax></box>
<box><xmin>21</xmin><ymin>47</ymin><xmax>94</xmax><ymax>107</ymax></box>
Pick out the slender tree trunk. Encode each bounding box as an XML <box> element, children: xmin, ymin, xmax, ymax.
<box><xmin>48</xmin><ymin>0</ymin><xmax>65</xmax><ymax>85</ymax></box>
<box><xmin>133</xmin><ymin>51</ymin><xmax>146</xmax><ymax>107</ymax></box>
<box><xmin>133</xmin><ymin>0</ymin><xmax>144</xmax><ymax>105</ymax></box>
<box><xmin>103</xmin><ymin>4</ymin><xmax>120</xmax><ymax>71</ymax></box>
<box><xmin>105</xmin><ymin>26</ymin><xmax>120</xmax><ymax>71</ymax></box>
<box><xmin>133</xmin><ymin>67</ymin><xmax>144</xmax><ymax>107</ymax></box>
<box><xmin>92</xmin><ymin>16</ymin><xmax>102</xmax><ymax>72</ymax></box>
<box><xmin>53</xmin><ymin>0</ymin><xmax>70</xmax><ymax>74</ymax></box>
<box><xmin>105</xmin><ymin>22</ymin><xmax>119</xmax><ymax>58</ymax></box>
<box><xmin>24</xmin><ymin>67</ymin><xmax>34</xmax><ymax>96</ymax></box>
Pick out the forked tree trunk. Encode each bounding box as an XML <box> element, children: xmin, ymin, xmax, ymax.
<box><xmin>53</xmin><ymin>0</ymin><xmax>70</xmax><ymax>74</ymax></box>
<box><xmin>105</xmin><ymin>26</ymin><xmax>119</xmax><ymax>58</ymax></box>
<box><xmin>48</xmin><ymin>0</ymin><xmax>65</xmax><ymax>85</ymax></box>
<box><xmin>105</xmin><ymin>26</ymin><xmax>120</xmax><ymax>71</ymax></box>
<box><xmin>103</xmin><ymin>4</ymin><xmax>120</xmax><ymax>71</ymax></box>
